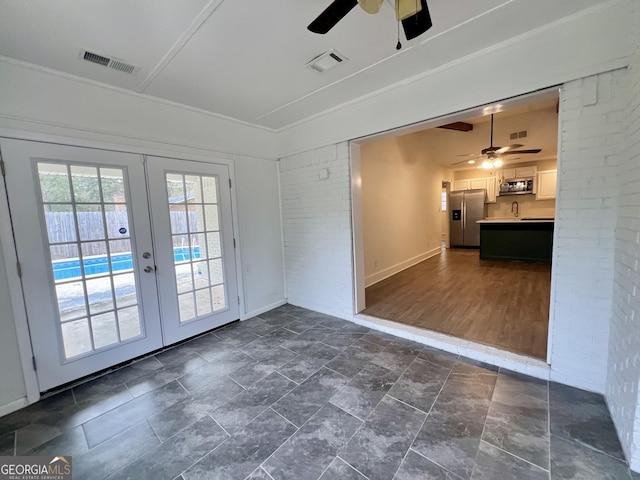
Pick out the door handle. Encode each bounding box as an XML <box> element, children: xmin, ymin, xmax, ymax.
<box><xmin>144</xmin><ymin>266</ymin><xmax>155</xmax><ymax>273</ymax></box>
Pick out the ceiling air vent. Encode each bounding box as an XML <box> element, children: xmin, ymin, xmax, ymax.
<box><xmin>509</xmin><ymin>130</ymin><xmax>527</xmax><ymax>140</ymax></box>
<box><xmin>305</xmin><ymin>49</ymin><xmax>348</xmax><ymax>73</ymax></box>
<box><xmin>80</xmin><ymin>50</ymin><xmax>139</xmax><ymax>75</ymax></box>
<box><xmin>83</xmin><ymin>51</ymin><xmax>110</xmax><ymax>67</ymax></box>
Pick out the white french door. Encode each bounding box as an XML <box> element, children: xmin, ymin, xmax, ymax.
<box><xmin>146</xmin><ymin>156</ymin><xmax>238</xmax><ymax>345</ymax></box>
<box><xmin>1</xmin><ymin>139</ymin><xmax>238</xmax><ymax>391</ymax></box>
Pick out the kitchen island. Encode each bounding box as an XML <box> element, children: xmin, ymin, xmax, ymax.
<box><xmin>476</xmin><ymin>218</ymin><xmax>554</xmax><ymax>263</ymax></box>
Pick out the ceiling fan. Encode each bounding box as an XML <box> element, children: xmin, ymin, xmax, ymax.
<box><xmin>308</xmin><ymin>0</ymin><xmax>432</xmax><ymax>45</ymax></box>
<box><xmin>453</xmin><ymin>114</ymin><xmax>542</xmax><ymax>167</ymax></box>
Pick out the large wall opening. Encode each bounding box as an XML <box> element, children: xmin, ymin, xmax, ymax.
<box><xmin>351</xmin><ymin>88</ymin><xmax>559</xmax><ymax>361</ymax></box>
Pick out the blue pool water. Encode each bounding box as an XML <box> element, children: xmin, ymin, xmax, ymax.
<box><xmin>52</xmin><ymin>246</ymin><xmax>201</xmax><ymax>281</ymax></box>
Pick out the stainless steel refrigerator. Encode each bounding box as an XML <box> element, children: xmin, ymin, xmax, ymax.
<box><xmin>449</xmin><ymin>189</ymin><xmax>486</xmax><ymax>247</ymax></box>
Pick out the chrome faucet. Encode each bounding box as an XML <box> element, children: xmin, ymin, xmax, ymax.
<box><xmin>511</xmin><ymin>201</ymin><xmax>519</xmax><ymax>217</ymax></box>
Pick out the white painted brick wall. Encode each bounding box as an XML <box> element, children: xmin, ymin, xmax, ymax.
<box><xmin>607</xmin><ymin>1</ymin><xmax>640</xmax><ymax>471</ymax></box>
<box><xmin>279</xmin><ymin>143</ymin><xmax>354</xmax><ymax>318</ymax></box>
<box><xmin>550</xmin><ymin>69</ymin><xmax>626</xmax><ymax>393</ymax></box>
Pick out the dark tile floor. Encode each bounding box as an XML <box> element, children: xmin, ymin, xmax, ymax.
<box><xmin>0</xmin><ymin>304</ymin><xmax>635</xmax><ymax>479</ymax></box>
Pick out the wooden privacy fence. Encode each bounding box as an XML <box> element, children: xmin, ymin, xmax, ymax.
<box><xmin>47</xmin><ymin>211</ymin><xmax>198</xmax><ymax>259</ymax></box>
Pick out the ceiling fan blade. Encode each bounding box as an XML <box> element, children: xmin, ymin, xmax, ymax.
<box><xmin>308</xmin><ymin>0</ymin><xmax>358</xmax><ymax>34</ymax></box>
<box><xmin>502</xmin><ymin>149</ymin><xmax>542</xmax><ymax>155</ymax></box>
<box><xmin>401</xmin><ymin>0</ymin><xmax>432</xmax><ymax>40</ymax></box>
<box><xmin>456</xmin><ymin>153</ymin><xmax>478</xmax><ymax>157</ymax></box>
<box><xmin>496</xmin><ymin>144</ymin><xmax>523</xmax><ymax>154</ymax></box>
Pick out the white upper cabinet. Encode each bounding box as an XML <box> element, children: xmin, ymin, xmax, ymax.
<box><xmin>501</xmin><ymin>168</ymin><xmax>516</xmax><ymax>179</ymax></box>
<box><xmin>537</xmin><ymin>170</ymin><xmax>557</xmax><ymax>200</ymax></box>
<box><xmin>471</xmin><ymin>178</ymin><xmax>487</xmax><ymax>190</ymax></box>
<box><xmin>454</xmin><ymin>164</ymin><xmax>553</xmax><ymax>203</ymax></box>
<box><xmin>515</xmin><ymin>166</ymin><xmax>538</xmax><ymax>177</ymax></box>
<box><xmin>453</xmin><ymin>179</ymin><xmax>471</xmax><ymax>191</ymax></box>
<box><xmin>486</xmin><ymin>176</ymin><xmax>498</xmax><ymax>203</ymax></box>
<box><xmin>502</xmin><ymin>166</ymin><xmax>537</xmax><ymax>179</ymax></box>
<box><xmin>451</xmin><ymin>177</ymin><xmax>498</xmax><ymax>203</ymax></box>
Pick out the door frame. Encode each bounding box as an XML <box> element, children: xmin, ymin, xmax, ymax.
<box><xmin>0</xmin><ymin>131</ymin><xmax>247</xmax><ymax>402</ymax></box>
<box><xmin>0</xmin><ymin>159</ymin><xmax>40</xmax><ymax>405</ymax></box>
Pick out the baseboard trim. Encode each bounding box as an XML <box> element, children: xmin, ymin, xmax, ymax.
<box><xmin>241</xmin><ymin>299</ymin><xmax>287</xmax><ymax>320</ymax></box>
<box><xmin>0</xmin><ymin>397</ymin><xmax>28</xmax><ymax>417</ymax></box>
<box><xmin>365</xmin><ymin>247</ymin><xmax>441</xmax><ymax>288</ymax></box>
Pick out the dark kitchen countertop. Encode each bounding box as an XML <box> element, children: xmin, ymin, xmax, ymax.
<box><xmin>477</xmin><ymin>217</ymin><xmax>554</xmax><ymax>224</ymax></box>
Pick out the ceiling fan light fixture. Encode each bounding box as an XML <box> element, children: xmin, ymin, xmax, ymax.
<box><xmin>483</xmin><ymin>104</ymin><xmax>503</xmax><ymax>115</ymax></box>
<box><xmin>395</xmin><ymin>0</ymin><xmax>422</xmax><ymax>21</ymax></box>
<box><xmin>358</xmin><ymin>0</ymin><xmax>383</xmax><ymax>14</ymax></box>
<box><xmin>481</xmin><ymin>157</ymin><xmax>502</xmax><ymax>170</ymax></box>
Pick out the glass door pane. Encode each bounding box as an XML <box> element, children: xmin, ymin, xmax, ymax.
<box><xmin>38</xmin><ymin>163</ymin><xmax>144</xmax><ymax>359</ymax></box>
<box><xmin>166</xmin><ymin>173</ymin><xmax>227</xmax><ymax>323</ymax></box>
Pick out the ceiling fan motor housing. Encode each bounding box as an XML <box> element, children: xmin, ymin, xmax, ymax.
<box><xmin>481</xmin><ymin>146</ymin><xmax>500</xmax><ymax>156</ymax></box>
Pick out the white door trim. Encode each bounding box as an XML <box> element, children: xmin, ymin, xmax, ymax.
<box><xmin>349</xmin><ymin>142</ymin><xmax>366</xmax><ymax>314</ymax></box>
<box><xmin>0</xmin><ymin>154</ymin><xmax>40</xmax><ymax>404</ymax></box>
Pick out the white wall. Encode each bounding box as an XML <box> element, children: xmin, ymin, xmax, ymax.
<box><xmin>235</xmin><ymin>156</ymin><xmax>286</xmax><ymax>316</ymax></box>
<box><xmin>549</xmin><ymin>69</ymin><xmax>626</xmax><ymax>393</ymax></box>
<box><xmin>488</xmin><ymin>195</ymin><xmax>555</xmax><ymax>219</ymax></box>
<box><xmin>607</xmin><ymin>1</ymin><xmax>640</xmax><ymax>470</ymax></box>
<box><xmin>0</xmin><ymin>59</ymin><xmax>283</xmax><ymax>413</ymax></box>
<box><xmin>279</xmin><ymin>143</ymin><xmax>354</xmax><ymax>319</ymax></box>
<box><xmin>0</xmin><ymin>59</ymin><xmax>278</xmax><ymax>160</ymax></box>
<box><xmin>360</xmin><ymin>133</ymin><xmax>447</xmax><ymax>286</ymax></box>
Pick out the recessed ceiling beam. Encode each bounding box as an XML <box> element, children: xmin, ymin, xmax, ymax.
<box><xmin>437</xmin><ymin>122</ymin><xmax>473</xmax><ymax>132</ymax></box>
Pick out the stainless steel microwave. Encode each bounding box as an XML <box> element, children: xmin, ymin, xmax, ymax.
<box><xmin>499</xmin><ymin>177</ymin><xmax>534</xmax><ymax>196</ymax></box>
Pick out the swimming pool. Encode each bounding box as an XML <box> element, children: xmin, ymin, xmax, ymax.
<box><xmin>52</xmin><ymin>246</ymin><xmax>201</xmax><ymax>281</ymax></box>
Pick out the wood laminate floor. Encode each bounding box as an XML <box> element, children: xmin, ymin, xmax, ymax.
<box><xmin>363</xmin><ymin>247</ymin><xmax>551</xmax><ymax>359</ymax></box>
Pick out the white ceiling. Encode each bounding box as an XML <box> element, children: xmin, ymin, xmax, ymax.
<box><xmin>0</xmin><ymin>0</ymin><xmax>607</xmax><ymax>130</ymax></box>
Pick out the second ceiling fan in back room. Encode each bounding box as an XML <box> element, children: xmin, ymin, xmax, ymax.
<box><xmin>453</xmin><ymin>114</ymin><xmax>542</xmax><ymax>169</ymax></box>
<box><xmin>308</xmin><ymin>0</ymin><xmax>433</xmax><ymax>49</ymax></box>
